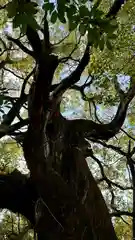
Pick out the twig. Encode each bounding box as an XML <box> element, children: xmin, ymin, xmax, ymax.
<box><xmin>4</xmin><ymin>67</ymin><xmax>24</xmax><ymax>79</ymax></box>
<box><xmin>121</xmin><ymin>128</ymin><xmax>135</xmax><ymax>142</ymax></box>
<box><xmin>52</xmin><ymin>33</ymin><xmax>70</xmax><ymax>46</ymax></box>
<box><xmin>111</xmin><ymin>211</ymin><xmax>133</xmax><ymax>217</ymax></box>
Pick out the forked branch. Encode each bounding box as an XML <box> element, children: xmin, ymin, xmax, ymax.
<box><xmin>68</xmin><ymin>79</ymin><xmax>135</xmax><ymax>141</ymax></box>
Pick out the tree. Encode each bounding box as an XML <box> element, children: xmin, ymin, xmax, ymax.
<box><xmin>0</xmin><ymin>0</ymin><xmax>133</xmax><ymax>239</ymax></box>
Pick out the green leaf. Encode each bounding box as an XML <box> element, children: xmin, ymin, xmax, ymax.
<box><xmin>79</xmin><ymin>23</ymin><xmax>87</xmax><ymax>35</ymax></box>
<box><xmin>66</xmin><ymin>5</ymin><xmax>77</xmax><ymax>19</ymax></box>
<box><xmin>6</xmin><ymin>1</ymin><xmax>18</xmax><ymax>18</ymax></box>
<box><xmin>69</xmin><ymin>20</ymin><xmax>78</xmax><ymax>31</ymax></box>
<box><xmin>79</xmin><ymin>5</ymin><xmax>89</xmax><ymax>17</ymax></box>
<box><xmin>58</xmin><ymin>12</ymin><xmax>66</xmax><ymax>24</ymax></box>
<box><xmin>23</xmin><ymin>2</ymin><xmax>38</xmax><ymax>15</ymax></box>
<box><xmin>106</xmin><ymin>40</ymin><xmax>113</xmax><ymax>50</ymax></box>
<box><xmin>94</xmin><ymin>9</ymin><xmax>104</xmax><ymax>19</ymax></box>
<box><xmin>98</xmin><ymin>19</ymin><xmax>110</xmax><ymax>31</ymax></box>
<box><xmin>20</xmin><ymin>24</ymin><xmax>27</xmax><ymax>34</ymax></box>
<box><xmin>13</xmin><ymin>14</ymin><xmax>22</xmax><ymax>28</ymax></box>
<box><xmin>99</xmin><ymin>37</ymin><xmax>105</xmax><ymax>51</ymax></box>
<box><xmin>93</xmin><ymin>0</ymin><xmax>102</xmax><ymax>9</ymax></box>
<box><xmin>80</xmin><ymin>0</ymin><xmax>87</xmax><ymax>3</ymax></box>
<box><xmin>88</xmin><ymin>28</ymin><xmax>100</xmax><ymax>46</ymax></box>
<box><xmin>107</xmin><ymin>33</ymin><xmax>117</xmax><ymax>39</ymax></box>
<box><xmin>43</xmin><ymin>2</ymin><xmax>54</xmax><ymax>13</ymax></box>
<box><xmin>128</xmin><ymin>114</ymin><xmax>135</xmax><ymax>126</ymax></box>
<box><xmin>104</xmin><ymin>22</ymin><xmax>118</xmax><ymax>34</ymax></box>
<box><xmin>26</xmin><ymin>15</ymin><xmax>40</xmax><ymax>30</ymax></box>
<box><xmin>13</xmin><ymin>14</ymin><xmax>40</xmax><ymax>31</ymax></box>
<box><xmin>57</xmin><ymin>0</ymin><xmax>66</xmax><ymax>11</ymax></box>
<box><xmin>51</xmin><ymin>11</ymin><xmax>57</xmax><ymax>24</ymax></box>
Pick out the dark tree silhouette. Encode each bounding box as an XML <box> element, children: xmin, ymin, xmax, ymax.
<box><xmin>0</xmin><ymin>1</ymin><xmax>131</xmax><ymax>239</ymax></box>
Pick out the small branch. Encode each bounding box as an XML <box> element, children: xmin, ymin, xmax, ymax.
<box><xmin>52</xmin><ymin>33</ymin><xmax>70</xmax><ymax>46</ymax></box>
<box><xmin>0</xmin><ymin>59</ymin><xmax>13</xmax><ymax>69</ymax></box>
<box><xmin>91</xmin><ymin>139</ymin><xmax>126</xmax><ymax>156</ymax></box>
<box><xmin>98</xmin><ymin>177</ymin><xmax>132</xmax><ymax>190</ymax></box>
<box><xmin>8</xmin><ymin>119</ymin><xmax>29</xmax><ymax>135</ymax></box>
<box><xmin>4</xmin><ymin>67</ymin><xmax>24</xmax><ymax>79</ymax></box>
<box><xmin>7</xmin><ymin>35</ymin><xmax>35</xmax><ymax>58</ymax></box>
<box><xmin>111</xmin><ymin>211</ymin><xmax>133</xmax><ymax>217</ymax></box>
<box><xmin>0</xmin><ymin>68</ymin><xmax>34</xmax><ymax>139</ymax></box>
<box><xmin>0</xmin><ymin>38</ymin><xmax>7</xmax><ymax>57</ymax></box>
<box><xmin>60</xmin><ymin>35</ymin><xmax>82</xmax><ymax>63</ymax></box>
<box><xmin>0</xmin><ymin>94</ymin><xmax>27</xmax><ymax>140</ymax></box>
<box><xmin>20</xmin><ymin>68</ymin><xmax>35</xmax><ymax>98</ymax></box>
<box><xmin>0</xmin><ymin>119</ymin><xmax>28</xmax><ymax>139</ymax></box>
<box><xmin>91</xmin><ymin>100</ymin><xmax>103</xmax><ymax>123</ymax></box>
<box><xmin>92</xmin><ymin>154</ymin><xmax>131</xmax><ymax>189</ymax></box>
<box><xmin>121</xmin><ymin>128</ymin><xmax>135</xmax><ymax>142</ymax></box>
<box><xmin>91</xmin><ymin>153</ymin><xmax>117</xmax><ymax>210</ymax></box>
<box><xmin>52</xmin><ymin>44</ymin><xmax>90</xmax><ymax>98</ymax></box>
<box><xmin>113</xmin><ymin>77</ymin><xmax>125</xmax><ymax>100</ymax></box>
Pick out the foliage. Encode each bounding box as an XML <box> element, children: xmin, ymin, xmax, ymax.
<box><xmin>4</xmin><ymin>0</ymin><xmax>118</xmax><ymax>50</ymax></box>
<box><xmin>89</xmin><ymin>1</ymin><xmax>135</xmax><ymax>75</ymax></box>
<box><xmin>0</xmin><ymin>0</ymin><xmax>134</xmax><ymax>239</ymax></box>
<box><xmin>114</xmin><ymin>217</ymin><xmax>132</xmax><ymax>239</ymax></box>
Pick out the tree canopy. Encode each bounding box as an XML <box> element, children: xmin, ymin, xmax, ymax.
<box><xmin>0</xmin><ymin>0</ymin><xmax>134</xmax><ymax>239</ymax></box>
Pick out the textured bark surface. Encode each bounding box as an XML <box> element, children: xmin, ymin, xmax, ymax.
<box><xmin>0</xmin><ymin>1</ymin><xmax>131</xmax><ymax>238</ymax></box>
<box><xmin>23</xmin><ymin>113</ymin><xmax>117</xmax><ymax>239</ymax></box>
<box><xmin>21</xmin><ymin>29</ymin><xmax>135</xmax><ymax>238</ymax></box>
<box><xmin>5</xmin><ymin>38</ymin><xmax>135</xmax><ymax>239</ymax></box>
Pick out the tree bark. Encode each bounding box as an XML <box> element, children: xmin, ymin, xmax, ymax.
<box><xmin>0</xmin><ymin>171</ymin><xmax>36</xmax><ymax>224</ymax></box>
<box><xmin>23</xmin><ymin>106</ymin><xmax>117</xmax><ymax>239</ymax></box>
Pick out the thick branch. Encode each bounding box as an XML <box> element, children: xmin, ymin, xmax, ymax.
<box><xmin>0</xmin><ymin>69</ymin><xmax>34</xmax><ymax>139</ymax></box>
<box><xmin>26</xmin><ymin>25</ymin><xmax>42</xmax><ymax>60</ymax></box>
<box><xmin>0</xmin><ymin>171</ymin><xmax>36</xmax><ymax>224</ymax></box>
<box><xmin>43</xmin><ymin>14</ymin><xmax>51</xmax><ymax>53</ymax></box>
<box><xmin>68</xmin><ymin>81</ymin><xmax>135</xmax><ymax>141</ymax></box>
<box><xmin>51</xmin><ymin>76</ymin><xmax>93</xmax><ymax>100</ymax></box>
<box><xmin>8</xmin><ymin>119</ymin><xmax>29</xmax><ymax>134</ymax></box>
<box><xmin>52</xmin><ymin>44</ymin><xmax>90</xmax><ymax>99</ymax></box>
<box><xmin>0</xmin><ymin>98</ymin><xmax>27</xmax><ymax>139</ymax></box>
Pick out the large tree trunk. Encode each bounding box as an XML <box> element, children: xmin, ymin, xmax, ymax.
<box><xmin>1</xmin><ymin>1</ymin><xmax>131</xmax><ymax>238</ymax></box>
<box><xmin>21</xmin><ymin>24</ymin><xmax>121</xmax><ymax>240</ymax></box>
<box><xmin>23</xmin><ymin>110</ymin><xmax>117</xmax><ymax>239</ymax></box>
